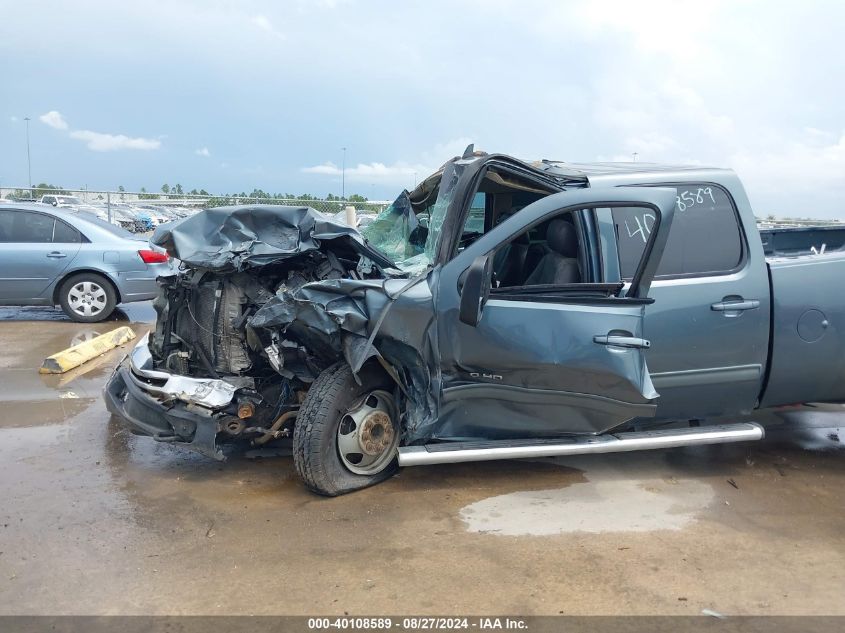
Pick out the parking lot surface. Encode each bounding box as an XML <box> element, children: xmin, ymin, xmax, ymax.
<box><xmin>0</xmin><ymin>304</ymin><xmax>843</xmax><ymax>615</ymax></box>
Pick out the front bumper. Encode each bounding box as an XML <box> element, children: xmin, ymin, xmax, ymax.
<box><xmin>123</xmin><ymin>333</ymin><xmax>238</xmax><ymax>408</ymax></box>
<box><xmin>103</xmin><ymin>335</ymin><xmax>239</xmax><ymax>460</ymax></box>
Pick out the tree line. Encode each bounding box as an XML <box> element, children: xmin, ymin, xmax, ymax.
<box><xmin>4</xmin><ymin>183</ymin><xmax>375</xmax><ymax>204</ymax></box>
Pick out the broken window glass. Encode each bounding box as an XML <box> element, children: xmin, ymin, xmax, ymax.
<box><xmin>361</xmin><ymin>170</ymin><xmax>455</xmax><ymax>274</ymax></box>
<box><xmin>360</xmin><ymin>191</ymin><xmax>422</xmax><ymax>265</ymax></box>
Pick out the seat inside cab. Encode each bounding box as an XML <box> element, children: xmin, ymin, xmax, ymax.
<box><xmin>458</xmin><ymin>170</ymin><xmax>581</xmax><ymax>288</ymax></box>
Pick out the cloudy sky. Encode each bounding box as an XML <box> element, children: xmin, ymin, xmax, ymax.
<box><xmin>1</xmin><ymin>0</ymin><xmax>843</xmax><ymax>216</ymax></box>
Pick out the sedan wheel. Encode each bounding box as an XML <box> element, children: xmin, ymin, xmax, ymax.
<box><xmin>67</xmin><ymin>281</ymin><xmax>108</xmax><ymax>318</ymax></box>
<box><xmin>58</xmin><ymin>273</ymin><xmax>117</xmax><ymax>323</ymax></box>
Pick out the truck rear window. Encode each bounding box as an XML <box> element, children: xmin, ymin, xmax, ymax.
<box><xmin>612</xmin><ymin>184</ymin><xmax>743</xmax><ymax>278</ymax></box>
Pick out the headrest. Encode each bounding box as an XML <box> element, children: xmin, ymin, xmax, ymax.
<box><xmin>512</xmin><ymin>230</ymin><xmax>531</xmax><ymax>245</ymax></box>
<box><xmin>546</xmin><ymin>219</ymin><xmax>578</xmax><ymax>257</ymax></box>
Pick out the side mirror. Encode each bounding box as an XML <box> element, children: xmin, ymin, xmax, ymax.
<box><xmin>459</xmin><ymin>254</ymin><xmax>493</xmax><ymax>327</ymax></box>
<box><xmin>52</xmin><ymin>202</ymin><xmax>58</xmax><ymax>206</ymax></box>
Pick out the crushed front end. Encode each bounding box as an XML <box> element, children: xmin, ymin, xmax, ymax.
<box><xmin>105</xmin><ymin>204</ymin><xmax>397</xmax><ymax>458</ymax></box>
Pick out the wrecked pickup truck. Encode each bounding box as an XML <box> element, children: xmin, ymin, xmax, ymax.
<box><xmin>105</xmin><ymin>148</ymin><xmax>845</xmax><ymax>495</ymax></box>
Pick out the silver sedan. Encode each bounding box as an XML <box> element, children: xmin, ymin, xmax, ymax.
<box><xmin>0</xmin><ymin>204</ymin><xmax>175</xmax><ymax>322</ymax></box>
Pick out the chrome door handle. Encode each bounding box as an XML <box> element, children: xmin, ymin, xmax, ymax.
<box><xmin>46</xmin><ymin>251</ymin><xmax>67</xmax><ymax>259</ymax></box>
<box><xmin>711</xmin><ymin>300</ymin><xmax>759</xmax><ymax>311</ymax></box>
<box><xmin>593</xmin><ymin>335</ymin><xmax>651</xmax><ymax>349</ymax></box>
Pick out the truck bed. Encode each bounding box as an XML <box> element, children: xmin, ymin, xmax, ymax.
<box><xmin>759</xmin><ymin>225</ymin><xmax>845</xmax><ymax>256</ymax></box>
<box><xmin>760</xmin><ymin>250</ymin><xmax>845</xmax><ymax>407</ymax></box>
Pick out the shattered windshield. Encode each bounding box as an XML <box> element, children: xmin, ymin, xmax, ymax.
<box><xmin>361</xmin><ymin>166</ymin><xmax>457</xmax><ymax>274</ymax></box>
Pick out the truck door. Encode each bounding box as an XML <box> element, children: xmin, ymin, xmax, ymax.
<box><xmin>433</xmin><ymin>187</ymin><xmax>676</xmax><ymax>441</ymax></box>
<box><xmin>605</xmin><ymin>180</ymin><xmax>770</xmax><ymax>419</ymax></box>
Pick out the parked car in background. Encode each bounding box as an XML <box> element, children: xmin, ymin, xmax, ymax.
<box><xmin>39</xmin><ymin>194</ymin><xmax>84</xmax><ymax>207</ymax></box>
<box><xmin>161</xmin><ymin>206</ymin><xmax>188</xmax><ymax>221</ymax></box>
<box><xmin>130</xmin><ymin>206</ymin><xmax>156</xmax><ymax>231</ymax></box>
<box><xmin>357</xmin><ymin>213</ymin><xmax>377</xmax><ymax>229</ymax></box>
<box><xmin>77</xmin><ymin>204</ymin><xmax>138</xmax><ymax>232</ymax></box>
<box><xmin>329</xmin><ymin>208</ymin><xmax>378</xmax><ymax>229</ymax></box>
<box><xmin>111</xmin><ymin>204</ymin><xmax>155</xmax><ymax>231</ymax></box>
<box><xmin>93</xmin><ymin>203</ymin><xmax>152</xmax><ymax>232</ymax></box>
<box><xmin>0</xmin><ymin>204</ymin><xmax>173</xmax><ymax>322</ymax></box>
<box><xmin>35</xmin><ymin>195</ymin><xmax>146</xmax><ymax>233</ymax></box>
<box><xmin>137</xmin><ymin>206</ymin><xmax>172</xmax><ymax>226</ymax></box>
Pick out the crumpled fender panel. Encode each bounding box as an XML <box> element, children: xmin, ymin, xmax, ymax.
<box><xmin>249</xmin><ymin>276</ymin><xmax>440</xmax><ymax>442</ymax></box>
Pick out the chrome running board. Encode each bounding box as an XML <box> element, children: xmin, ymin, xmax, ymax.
<box><xmin>398</xmin><ymin>422</ymin><xmax>764</xmax><ymax>467</ymax></box>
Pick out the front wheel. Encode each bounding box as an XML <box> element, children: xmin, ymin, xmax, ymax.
<box><xmin>293</xmin><ymin>361</ymin><xmax>400</xmax><ymax>496</ymax></box>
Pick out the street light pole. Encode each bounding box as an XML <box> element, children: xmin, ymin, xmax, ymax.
<box><xmin>24</xmin><ymin>117</ymin><xmax>32</xmax><ymax>198</ymax></box>
<box><xmin>341</xmin><ymin>147</ymin><xmax>347</xmax><ymax>200</ymax></box>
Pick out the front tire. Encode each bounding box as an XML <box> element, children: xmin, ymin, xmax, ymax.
<box><xmin>293</xmin><ymin>361</ymin><xmax>400</xmax><ymax>496</ymax></box>
<box><xmin>58</xmin><ymin>273</ymin><xmax>117</xmax><ymax>323</ymax></box>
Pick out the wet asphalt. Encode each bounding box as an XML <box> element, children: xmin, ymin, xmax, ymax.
<box><xmin>0</xmin><ymin>303</ymin><xmax>843</xmax><ymax>616</ymax></box>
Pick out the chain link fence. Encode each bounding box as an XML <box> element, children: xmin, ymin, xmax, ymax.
<box><xmin>0</xmin><ymin>187</ymin><xmax>391</xmax><ymax>216</ymax></box>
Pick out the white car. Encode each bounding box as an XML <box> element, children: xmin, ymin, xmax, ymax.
<box><xmin>39</xmin><ymin>194</ymin><xmax>84</xmax><ymax>207</ymax></box>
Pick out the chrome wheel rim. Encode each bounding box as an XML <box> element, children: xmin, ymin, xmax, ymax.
<box><xmin>68</xmin><ymin>281</ymin><xmax>107</xmax><ymax>317</ymax></box>
<box><xmin>337</xmin><ymin>389</ymin><xmax>399</xmax><ymax>475</ymax></box>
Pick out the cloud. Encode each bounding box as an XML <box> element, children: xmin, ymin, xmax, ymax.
<box><xmin>251</xmin><ymin>14</ymin><xmax>283</xmax><ymax>38</ymax></box>
<box><xmin>302</xmin><ymin>138</ymin><xmax>473</xmax><ymax>187</ymax></box>
<box><xmin>302</xmin><ymin>162</ymin><xmax>340</xmax><ymax>175</ymax></box>
<box><xmin>35</xmin><ymin>110</ymin><xmax>161</xmax><ymax>151</ymax></box>
<box><xmin>195</xmin><ymin>147</ymin><xmax>211</xmax><ymax>157</ymax></box>
<box><xmin>39</xmin><ymin>110</ymin><xmax>68</xmax><ymax>130</ymax></box>
<box><xmin>307</xmin><ymin>0</ymin><xmax>348</xmax><ymax>8</ymax></box>
<box><xmin>588</xmin><ymin>76</ymin><xmax>737</xmax><ymax>166</ymax></box>
<box><xmin>10</xmin><ymin>116</ymin><xmax>18</xmax><ymax>122</ymax></box>
<box><xmin>69</xmin><ymin>130</ymin><xmax>161</xmax><ymax>151</ymax></box>
<box><xmin>302</xmin><ymin>160</ymin><xmax>432</xmax><ymax>188</ymax></box>
<box><xmin>573</xmin><ymin>0</ymin><xmax>724</xmax><ymax>61</ymax></box>
<box><xmin>730</xmin><ymin>130</ymin><xmax>845</xmax><ymax>195</ymax></box>
<box><xmin>302</xmin><ymin>161</ymin><xmax>421</xmax><ymax>183</ymax></box>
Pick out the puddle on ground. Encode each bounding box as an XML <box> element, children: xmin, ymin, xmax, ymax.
<box><xmin>459</xmin><ymin>476</ymin><xmax>715</xmax><ymax>536</ymax></box>
<box><xmin>0</xmin><ymin>303</ymin><xmax>154</xmax><ymax>323</ymax></box>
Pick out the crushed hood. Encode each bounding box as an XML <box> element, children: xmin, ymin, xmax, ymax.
<box><xmin>151</xmin><ymin>204</ymin><xmax>394</xmax><ymax>272</ymax></box>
